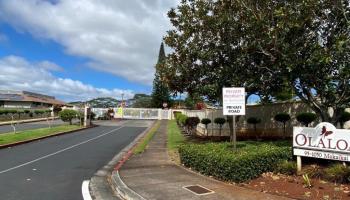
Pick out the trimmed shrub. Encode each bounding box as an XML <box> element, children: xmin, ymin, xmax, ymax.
<box><xmin>274</xmin><ymin>113</ymin><xmax>291</xmax><ymax>138</ymax></box>
<box><xmin>178</xmin><ymin>114</ymin><xmax>188</xmax><ymax>127</ymax></box>
<box><xmin>179</xmin><ymin>141</ymin><xmax>292</xmax><ymax>183</ymax></box>
<box><xmin>173</xmin><ymin>111</ymin><xmax>182</xmax><ymax>123</ymax></box>
<box><xmin>296</xmin><ymin>112</ymin><xmax>317</xmax><ymax>127</ymax></box>
<box><xmin>275</xmin><ymin>160</ymin><xmax>297</xmax><ymax>175</ymax></box>
<box><xmin>201</xmin><ymin>118</ymin><xmax>211</xmax><ymax>136</ymax></box>
<box><xmin>34</xmin><ymin>110</ymin><xmax>45</xmax><ymax>116</ymax></box>
<box><xmin>214</xmin><ymin>117</ymin><xmax>226</xmax><ymax>136</ymax></box>
<box><xmin>58</xmin><ymin>109</ymin><xmax>78</xmax><ymax>125</ymax></box>
<box><xmin>24</xmin><ymin>110</ymin><xmax>30</xmax><ymax>114</ymax></box>
<box><xmin>247</xmin><ymin>117</ymin><xmax>261</xmax><ymax>131</ymax></box>
<box><xmin>8</xmin><ymin>110</ymin><xmax>17</xmax><ymax>114</ymax></box>
<box><xmin>185</xmin><ymin>117</ymin><xmax>200</xmax><ymax>135</ymax></box>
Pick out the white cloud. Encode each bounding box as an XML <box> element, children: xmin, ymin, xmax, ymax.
<box><xmin>0</xmin><ymin>0</ymin><xmax>178</xmax><ymax>85</ymax></box>
<box><xmin>0</xmin><ymin>55</ymin><xmax>134</xmax><ymax>101</ymax></box>
<box><xmin>37</xmin><ymin>61</ymin><xmax>64</xmax><ymax>71</ymax></box>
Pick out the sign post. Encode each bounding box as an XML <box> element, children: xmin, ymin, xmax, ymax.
<box><xmin>222</xmin><ymin>87</ymin><xmax>246</xmax><ymax>151</ymax></box>
<box><xmin>293</xmin><ymin>122</ymin><xmax>350</xmax><ymax>171</ymax></box>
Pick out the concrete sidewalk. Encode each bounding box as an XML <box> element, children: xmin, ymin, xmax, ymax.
<box><xmin>111</xmin><ymin>120</ymin><xmax>292</xmax><ymax>200</ymax></box>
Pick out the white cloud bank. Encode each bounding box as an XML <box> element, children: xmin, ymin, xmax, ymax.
<box><xmin>0</xmin><ymin>55</ymin><xmax>134</xmax><ymax>101</ymax></box>
<box><xmin>0</xmin><ymin>0</ymin><xmax>177</xmax><ymax>85</ymax></box>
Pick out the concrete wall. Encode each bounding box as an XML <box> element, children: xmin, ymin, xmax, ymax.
<box><xmin>175</xmin><ymin>102</ymin><xmax>350</xmax><ymax>138</ymax></box>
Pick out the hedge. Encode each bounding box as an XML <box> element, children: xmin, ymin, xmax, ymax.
<box><xmin>179</xmin><ymin>141</ymin><xmax>292</xmax><ymax>183</ymax></box>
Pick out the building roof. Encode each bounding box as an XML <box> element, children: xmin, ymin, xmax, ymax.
<box><xmin>0</xmin><ymin>90</ymin><xmax>66</xmax><ymax>106</ymax></box>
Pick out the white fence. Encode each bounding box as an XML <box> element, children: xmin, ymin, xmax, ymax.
<box><xmin>91</xmin><ymin>104</ymin><xmax>350</xmax><ymax>138</ymax></box>
<box><xmin>91</xmin><ymin>108</ymin><xmax>171</xmax><ymax>120</ymax></box>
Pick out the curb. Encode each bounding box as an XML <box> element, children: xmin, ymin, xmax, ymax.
<box><xmin>89</xmin><ymin>120</ymin><xmax>157</xmax><ymax>200</ymax></box>
<box><xmin>111</xmin><ymin>171</ymin><xmax>145</xmax><ymax>200</ymax></box>
<box><xmin>0</xmin><ymin>125</ymin><xmax>97</xmax><ymax>149</ymax></box>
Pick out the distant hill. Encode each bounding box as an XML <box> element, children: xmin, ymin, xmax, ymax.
<box><xmin>69</xmin><ymin>97</ymin><xmax>121</xmax><ymax>108</ymax></box>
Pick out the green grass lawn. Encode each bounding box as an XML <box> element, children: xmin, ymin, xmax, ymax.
<box><xmin>0</xmin><ymin>125</ymin><xmax>81</xmax><ymax>145</ymax></box>
<box><xmin>133</xmin><ymin>121</ymin><xmax>161</xmax><ymax>154</ymax></box>
<box><xmin>167</xmin><ymin>120</ymin><xmax>185</xmax><ymax>152</ymax></box>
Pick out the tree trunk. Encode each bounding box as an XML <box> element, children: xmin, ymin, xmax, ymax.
<box><xmin>254</xmin><ymin>124</ymin><xmax>258</xmax><ymax>141</ymax></box>
<box><xmin>205</xmin><ymin>125</ymin><xmax>208</xmax><ymax>137</ymax></box>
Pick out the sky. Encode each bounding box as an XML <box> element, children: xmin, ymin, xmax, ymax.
<box><xmin>0</xmin><ymin>0</ymin><xmax>178</xmax><ymax>102</ymax></box>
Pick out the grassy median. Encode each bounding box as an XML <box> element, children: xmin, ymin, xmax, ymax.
<box><xmin>0</xmin><ymin>125</ymin><xmax>81</xmax><ymax>145</ymax></box>
<box><xmin>167</xmin><ymin>120</ymin><xmax>185</xmax><ymax>151</ymax></box>
<box><xmin>133</xmin><ymin>121</ymin><xmax>161</xmax><ymax>154</ymax></box>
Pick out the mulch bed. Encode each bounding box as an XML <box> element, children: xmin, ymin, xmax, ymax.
<box><xmin>242</xmin><ymin>172</ymin><xmax>350</xmax><ymax>200</ymax></box>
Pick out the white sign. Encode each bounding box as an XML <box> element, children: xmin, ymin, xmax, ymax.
<box><xmin>222</xmin><ymin>87</ymin><xmax>245</xmax><ymax>115</ymax></box>
<box><xmin>293</xmin><ymin>122</ymin><xmax>350</xmax><ymax>162</ymax></box>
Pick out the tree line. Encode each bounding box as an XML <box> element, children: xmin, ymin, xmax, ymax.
<box><xmin>161</xmin><ymin>0</ymin><xmax>350</xmax><ymax>125</ymax></box>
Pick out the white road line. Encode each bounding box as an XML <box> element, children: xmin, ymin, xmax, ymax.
<box><xmin>82</xmin><ymin>180</ymin><xmax>92</xmax><ymax>200</ymax></box>
<box><xmin>0</xmin><ymin>126</ymin><xmax>124</xmax><ymax>174</ymax></box>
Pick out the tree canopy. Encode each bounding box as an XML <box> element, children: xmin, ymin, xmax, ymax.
<box><xmin>151</xmin><ymin>42</ymin><xmax>172</xmax><ymax>108</ymax></box>
<box><xmin>164</xmin><ymin>0</ymin><xmax>350</xmax><ymax>124</ymax></box>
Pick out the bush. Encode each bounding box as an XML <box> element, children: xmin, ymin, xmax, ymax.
<box><xmin>24</xmin><ymin>110</ymin><xmax>30</xmax><ymax>114</ymax></box>
<box><xmin>214</xmin><ymin>117</ymin><xmax>226</xmax><ymax>136</ymax></box>
<box><xmin>302</xmin><ymin>164</ymin><xmax>323</xmax><ymax>179</ymax></box>
<box><xmin>185</xmin><ymin>117</ymin><xmax>200</xmax><ymax>135</ymax></box>
<box><xmin>179</xmin><ymin>141</ymin><xmax>292</xmax><ymax>183</ymax></box>
<box><xmin>201</xmin><ymin>118</ymin><xmax>211</xmax><ymax>136</ymax></box>
<box><xmin>324</xmin><ymin>163</ymin><xmax>350</xmax><ymax>183</ymax></box>
<box><xmin>247</xmin><ymin>117</ymin><xmax>261</xmax><ymax>129</ymax></box>
<box><xmin>34</xmin><ymin>110</ymin><xmax>45</xmax><ymax>116</ymax></box>
<box><xmin>173</xmin><ymin>111</ymin><xmax>182</xmax><ymax>122</ymax></box>
<box><xmin>274</xmin><ymin>113</ymin><xmax>291</xmax><ymax>123</ymax></box>
<box><xmin>296</xmin><ymin>112</ymin><xmax>317</xmax><ymax>127</ymax></box>
<box><xmin>275</xmin><ymin>160</ymin><xmax>297</xmax><ymax>175</ymax></box>
<box><xmin>185</xmin><ymin>117</ymin><xmax>200</xmax><ymax>127</ymax></box>
<box><xmin>201</xmin><ymin>118</ymin><xmax>211</xmax><ymax>127</ymax></box>
<box><xmin>58</xmin><ymin>109</ymin><xmax>78</xmax><ymax>125</ymax></box>
<box><xmin>274</xmin><ymin>113</ymin><xmax>291</xmax><ymax>138</ymax></box>
<box><xmin>178</xmin><ymin>114</ymin><xmax>188</xmax><ymax>127</ymax></box>
<box><xmin>8</xmin><ymin>110</ymin><xmax>17</xmax><ymax>114</ymax></box>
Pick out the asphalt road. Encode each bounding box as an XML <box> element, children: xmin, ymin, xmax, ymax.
<box><xmin>0</xmin><ymin>119</ymin><xmax>69</xmax><ymax>134</ymax></box>
<box><xmin>0</xmin><ymin>120</ymin><xmax>152</xmax><ymax>200</ymax></box>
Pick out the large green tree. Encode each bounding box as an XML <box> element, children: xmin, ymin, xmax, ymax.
<box><xmin>164</xmin><ymin>0</ymin><xmax>350</xmax><ymax>125</ymax></box>
<box><xmin>151</xmin><ymin>42</ymin><xmax>172</xmax><ymax>108</ymax></box>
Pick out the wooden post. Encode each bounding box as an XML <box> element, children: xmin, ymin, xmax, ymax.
<box><xmin>297</xmin><ymin>156</ymin><xmax>302</xmax><ymax>172</ymax></box>
<box><xmin>233</xmin><ymin>115</ymin><xmax>237</xmax><ymax>151</ymax></box>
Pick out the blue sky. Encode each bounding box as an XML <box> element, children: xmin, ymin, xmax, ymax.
<box><xmin>0</xmin><ymin>0</ymin><xmax>177</xmax><ymax>102</ymax></box>
<box><xmin>0</xmin><ymin>24</ymin><xmax>151</xmax><ymax>93</ymax></box>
